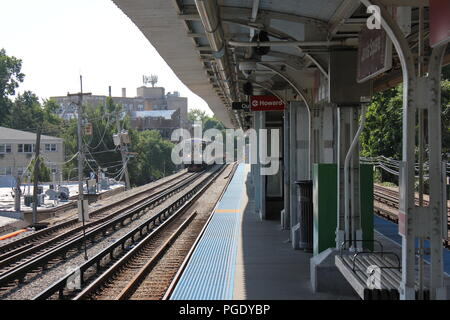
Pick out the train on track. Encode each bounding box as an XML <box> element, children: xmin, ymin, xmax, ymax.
<box><xmin>182</xmin><ymin>138</ymin><xmax>227</xmax><ymax>172</ymax></box>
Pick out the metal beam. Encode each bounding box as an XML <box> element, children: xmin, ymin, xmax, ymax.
<box><xmin>258</xmin><ymin>63</ymin><xmax>311</xmax><ymax>109</ymax></box>
<box><xmin>178</xmin><ymin>13</ymin><xmax>201</xmax><ymax>21</ymax></box>
<box><xmin>378</xmin><ymin>0</ymin><xmax>429</xmax><ymax>5</ymax></box>
<box><xmin>195</xmin><ymin>45</ymin><xmax>212</xmax><ymax>51</ymax></box>
<box><xmin>264</xmin><ymin>51</ymin><xmax>306</xmax><ymax>70</ymax></box>
<box><xmin>328</xmin><ymin>0</ymin><xmax>362</xmax><ymax>37</ymax></box>
<box><xmin>182</xmin><ymin>5</ymin><xmax>329</xmax><ymax>30</ymax></box>
<box><xmin>229</xmin><ymin>39</ymin><xmax>358</xmax><ymax>47</ymax></box>
<box><xmin>187</xmin><ymin>32</ymin><xmax>205</xmax><ymax>38</ymax></box>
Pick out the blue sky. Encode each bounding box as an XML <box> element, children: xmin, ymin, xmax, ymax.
<box><xmin>0</xmin><ymin>0</ymin><xmax>212</xmax><ymax>114</ymax></box>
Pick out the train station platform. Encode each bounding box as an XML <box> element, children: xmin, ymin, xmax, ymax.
<box><xmin>170</xmin><ymin>163</ymin><xmax>357</xmax><ymax>300</ymax></box>
<box><xmin>169</xmin><ymin>163</ymin><xmax>450</xmax><ymax>300</ymax></box>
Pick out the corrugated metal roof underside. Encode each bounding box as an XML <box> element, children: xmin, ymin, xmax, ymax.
<box><xmin>111</xmin><ymin>0</ymin><xmax>234</xmax><ymax>128</ymax></box>
<box><xmin>170</xmin><ymin>164</ymin><xmax>246</xmax><ymax>300</ymax></box>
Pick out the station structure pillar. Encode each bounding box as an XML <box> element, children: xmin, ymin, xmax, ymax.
<box><xmin>254</xmin><ymin>110</ymin><xmax>266</xmax><ymax>220</ymax></box>
<box><xmin>359</xmin><ymin>0</ymin><xmax>448</xmax><ymax>299</ymax></box>
<box><xmin>335</xmin><ymin>106</ymin><xmax>363</xmax><ymax>249</ymax></box>
<box><xmin>289</xmin><ymin>101</ymin><xmax>309</xmax><ymax>249</ymax></box>
<box><xmin>310</xmin><ymin>48</ymin><xmax>372</xmax><ymax>294</ymax></box>
<box><xmin>282</xmin><ymin>105</ymin><xmax>290</xmax><ymax>230</ymax></box>
<box><xmin>310</xmin><ymin>103</ymin><xmax>336</xmax><ymax>165</ymax></box>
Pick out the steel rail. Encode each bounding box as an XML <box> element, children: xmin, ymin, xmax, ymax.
<box><xmin>373</xmin><ymin>185</ymin><xmax>450</xmax><ymax>248</ymax></box>
<box><xmin>0</xmin><ymin>172</ymin><xmax>194</xmax><ymax>271</ymax></box>
<box><xmin>0</xmin><ymin>171</ymin><xmax>204</xmax><ymax>289</ymax></box>
<box><xmin>33</xmin><ymin>164</ymin><xmax>227</xmax><ymax>300</ymax></box>
<box><xmin>115</xmin><ymin>163</ymin><xmax>238</xmax><ymax>300</ymax></box>
<box><xmin>76</xmin><ymin>211</ymin><xmax>198</xmax><ymax>300</ymax></box>
<box><xmin>0</xmin><ymin>171</ymin><xmax>189</xmax><ymax>258</ymax></box>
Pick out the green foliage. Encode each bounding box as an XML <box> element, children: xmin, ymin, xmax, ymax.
<box><xmin>9</xmin><ymin>91</ymin><xmax>43</xmax><ymax>130</ymax></box>
<box><xmin>82</xmin><ymin>100</ymin><xmax>122</xmax><ymax>176</ymax></box>
<box><xmin>188</xmin><ymin>109</ymin><xmax>226</xmax><ymax>133</ymax></box>
<box><xmin>203</xmin><ymin>117</ymin><xmax>225</xmax><ymax>132</ymax></box>
<box><xmin>0</xmin><ymin>49</ymin><xmax>180</xmax><ymax>188</ymax></box>
<box><xmin>442</xmin><ymin>64</ymin><xmax>450</xmax><ymax>81</ymax></box>
<box><xmin>128</xmin><ymin>130</ymin><xmax>176</xmax><ymax>186</ymax></box>
<box><xmin>0</xmin><ymin>48</ymin><xmax>25</xmax><ymax>125</ymax></box>
<box><xmin>59</xmin><ymin>99</ymin><xmax>177</xmax><ymax>187</ymax></box>
<box><xmin>360</xmin><ymin>86</ymin><xmax>403</xmax><ymax>160</ymax></box>
<box><xmin>361</xmin><ymin>77</ymin><xmax>450</xmax><ymax>183</ymax></box>
<box><xmin>28</xmin><ymin>156</ymin><xmax>51</xmax><ymax>183</ymax></box>
<box><xmin>188</xmin><ymin>108</ymin><xmax>208</xmax><ymax>123</ymax></box>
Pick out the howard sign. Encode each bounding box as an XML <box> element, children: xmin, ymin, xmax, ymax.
<box><xmin>250</xmin><ymin>95</ymin><xmax>285</xmax><ymax>111</ymax></box>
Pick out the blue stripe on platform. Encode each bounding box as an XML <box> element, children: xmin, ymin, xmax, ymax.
<box><xmin>374</xmin><ymin>215</ymin><xmax>450</xmax><ymax>275</ymax></box>
<box><xmin>170</xmin><ymin>164</ymin><xmax>246</xmax><ymax>300</ymax></box>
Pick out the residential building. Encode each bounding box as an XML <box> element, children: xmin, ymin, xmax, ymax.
<box><xmin>51</xmin><ymin>85</ymin><xmax>189</xmax><ymax>137</ymax></box>
<box><xmin>0</xmin><ymin>127</ymin><xmax>64</xmax><ymax>180</ymax></box>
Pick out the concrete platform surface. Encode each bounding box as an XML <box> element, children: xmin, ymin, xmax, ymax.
<box><xmin>233</xmin><ymin>168</ymin><xmax>357</xmax><ymax>300</ymax></box>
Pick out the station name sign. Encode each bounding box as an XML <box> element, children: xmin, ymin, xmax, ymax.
<box><xmin>250</xmin><ymin>95</ymin><xmax>285</xmax><ymax>111</ymax></box>
<box><xmin>429</xmin><ymin>0</ymin><xmax>450</xmax><ymax>48</ymax></box>
<box><xmin>357</xmin><ymin>27</ymin><xmax>392</xmax><ymax>83</ymax></box>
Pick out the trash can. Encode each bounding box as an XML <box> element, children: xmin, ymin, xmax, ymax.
<box><xmin>295</xmin><ymin>180</ymin><xmax>313</xmax><ymax>251</ymax></box>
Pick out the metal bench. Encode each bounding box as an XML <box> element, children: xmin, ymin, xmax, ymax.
<box><xmin>335</xmin><ymin>240</ymin><xmax>404</xmax><ymax>300</ymax></box>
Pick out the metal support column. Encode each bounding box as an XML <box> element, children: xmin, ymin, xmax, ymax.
<box><xmin>257</xmin><ymin>111</ymin><xmax>266</xmax><ymax>220</ymax></box>
<box><xmin>359</xmin><ymin>0</ymin><xmax>419</xmax><ymax>299</ymax></box>
<box><xmin>289</xmin><ymin>102</ymin><xmax>298</xmax><ymax>246</ymax></box>
<box><xmin>254</xmin><ymin>114</ymin><xmax>261</xmax><ymax>216</ymax></box>
<box><xmin>311</xmin><ymin>104</ymin><xmax>336</xmax><ymax>165</ymax></box>
<box><xmin>289</xmin><ymin>101</ymin><xmax>310</xmax><ymax>249</ymax></box>
<box><xmin>336</xmin><ymin>106</ymin><xmax>361</xmax><ymax>249</ymax></box>
<box><xmin>427</xmin><ymin>45</ymin><xmax>448</xmax><ymax>299</ymax></box>
<box><xmin>282</xmin><ymin>106</ymin><xmax>290</xmax><ymax>230</ymax></box>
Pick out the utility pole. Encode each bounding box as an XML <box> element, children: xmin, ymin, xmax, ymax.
<box><xmin>14</xmin><ymin>176</ymin><xmax>21</xmax><ymax>212</ymax></box>
<box><xmin>115</xmin><ymin>110</ymin><xmax>131</xmax><ymax>190</ymax></box>
<box><xmin>32</xmin><ymin>126</ymin><xmax>42</xmax><ymax>225</ymax></box>
<box><xmin>68</xmin><ymin>75</ymin><xmax>91</xmax><ymax>260</ymax></box>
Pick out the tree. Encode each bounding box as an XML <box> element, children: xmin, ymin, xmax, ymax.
<box><xmin>442</xmin><ymin>64</ymin><xmax>450</xmax><ymax>81</ymax></box>
<box><xmin>360</xmin><ymin>86</ymin><xmax>403</xmax><ymax>183</ymax></box>
<box><xmin>128</xmin><ymin>130</ymin><xmax>176</xmax><ymax>186</ymax></box>
<box><xmin>188</xmin><ymin>108</ymin><xmax>207</xmax><ymax>123</ymax></box>
<box><xmin>188</xmin><ymin>109</ymin><xmax>226</xmax><ymax>133</ymax></box>
<box><xmin>82</xmin><ymin>100</ymin><xmax>122</xmax><ymax>177</ymax></box>
<box><xmin>360</xmin><ymin>86</ymin><xmax>403</xmax><ymax>160</ymax></box>
<box><xmin>9</xmin><ymin>91</ymin><xmax>43</xmax><ymax>130</ymax></box>
<box><xmin>28</xmin><ymin>156</ymin><xmax>51</xmax><ymax>183</ymax></box>
<box><xmin>204</xmin><ymin>117</ymin><xmax>225</xmax><ymax>132</ymax></box>
<box><xmin>0</xmin><ymin>49</ymin><xmax>25</xmax><ymax>125</ymax></box>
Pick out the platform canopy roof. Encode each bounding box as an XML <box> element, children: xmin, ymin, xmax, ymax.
<box><xmin>112</xmin><ymin>0</ymin><xmax>448</xmax><ymax>128</ymax></box>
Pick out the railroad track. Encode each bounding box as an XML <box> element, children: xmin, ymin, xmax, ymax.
<box><xmin>76</xmin><ymin>211</ymin><xmax>200</xmax><ymax>300</ymax></box>
<box><xmin>373</xmin><ymin>184</ymin><xmax>450</xmax><ymax>248</ymax></box>
<box><xmin>74</xmin><ymin>163</ymin><xmax>238</xmax><ymax>301</ymax></box>
<box><xmin>0</xmin><ymin>171</ymin><xmax>191</xmax><ymax>257</ymax></box>
<box><xmin>33</xmin><ymin>164</ymin><xmax>231</xmax><ymax>300</ymax></box>
<box><xmin>0</xmin><ymin>170</ymin><xmax>209</xmax><ymax>297</ymax></box>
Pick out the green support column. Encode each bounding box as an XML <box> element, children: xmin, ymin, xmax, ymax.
<box><xmin>313</xmin><ymin>163</ymin><xmax>373</xmax><ymax>256</ymax></box>
<box><xmin>360</xmin><ymin>164</ymin><xmax>374</xmax><ymax>251</ymax></box>
<box><xmin>313</xmin><ymin>164</ymin><xmax>338</xmax><ymax>256</ymax></box>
